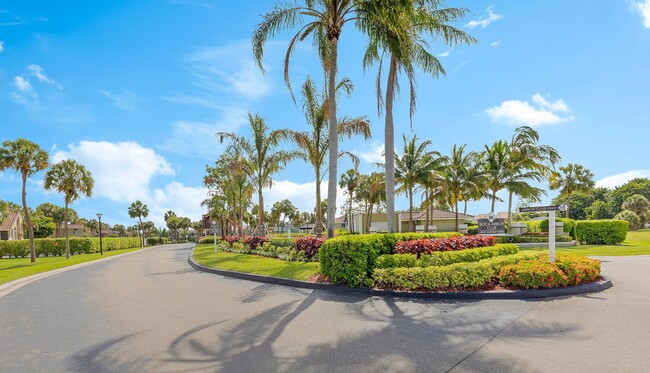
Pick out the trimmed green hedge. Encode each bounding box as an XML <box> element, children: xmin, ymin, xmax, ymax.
<box><xmin>372</xmin><ymin>251</ymin><xmax>545</xmax><ymax>290</ymax></box>
<box><xmin>146</xmin><ymin>237</ymin><xmax>169</xmax><ymax>245</ymax></box>
<box><xmin>269</xmin><ymin>237</ymin><xmax>295</xmax><ymax>248</ymax></box>
<box><xmin>575</xmin><ymin>220</ymin><xmax>629</xmax><ymax>245</ymax></box>
<box><xmin>376</xmin><ymin>244</ymin><xmax>519</xmax><ymax>269</ymax></box>
<box><xmin>540</xmin><ymin>218</ymin><xmax>577</xmax><ymax>239</ymax></box>
<box><xmin>319</xmin><ymin>232</ymin><xmax>460</xmax><ymax>287</ymax></box>
<box><xmin>0</xmin><ymin>237</ymin><xmax>143</xmax><ymax>258</ymax></box>
<box><xmin>495</xmin><ymin>235</ymin><xmax>572</xmax><ymax>244</ymax></box>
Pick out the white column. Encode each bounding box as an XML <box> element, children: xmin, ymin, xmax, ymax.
<box><xmin>548</xmin><ymin>211</ymin><xmax>556</xmax><ymax>263</ymax></box>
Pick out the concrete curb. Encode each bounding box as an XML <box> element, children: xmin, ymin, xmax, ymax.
<box><xmin>0</xmin><ymin>244</ymin><xmax>164</xmax><ymax>299</ymax></box>
<box><xmin>187</xmin><ymin>250</ymin><xmax>613</xmax><ymax>300</ymax></box>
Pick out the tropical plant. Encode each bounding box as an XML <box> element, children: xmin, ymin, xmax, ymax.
<box><xmin>218</xmin><ymin>113</ymin><xmax>295</xmax><ymax>236</ymax></box>
<box><xmin>290</xmin><ymin>76</ymin><xmax>371</xmax><ymax>236</ymax></box>
<box><xmin>549</xmin><ymin>163</ymin><xmax>595</xmax><ymax>219</ymax></box>
<box><xmin>339</xmin><ymin>168</ymin><xmax>360</xmax><ymax>233</ymax></box>
<box><xmin>43</xmin><ymin>159</ymin><xmax>94</xmax><ymax>259</ymax></box>
<box><xmin>621</xmin><ymin>194</ymin><xmax>650</xmax><ymax>227</ymax></box>
<box><xmin>438</xmin><ymin>144</ymin><xmax>481</xmax><ymax>231</ymax></box>
<box><xmin>0</xmin><ymin>138</ymin><xmax>49</xmax><ymax>262</ymax></box>
<box><xmin>363</xmin><ymin>0</ymin><xmax>476</xmax><ymax>233</ymax></box>
<box><xmin>355</xmin><ymin>172</ymin><xmax>386</xmax><ymax>232</ymax></box>
<box><xmin>128</xmin><ymin>200</ymin><xmax>149</xmax><ymax>247</ymax></box>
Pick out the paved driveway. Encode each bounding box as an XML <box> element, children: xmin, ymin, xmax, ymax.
<box><xmin>0</xmin><ymin>244</ymin><xmax>647</xmax><ymax>372</ymax></box>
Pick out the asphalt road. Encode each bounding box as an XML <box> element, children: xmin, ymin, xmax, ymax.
<box><xmin>0</xmin><ymin>244</ymin><xmax>648</xmax><ymax>373</ymax></box>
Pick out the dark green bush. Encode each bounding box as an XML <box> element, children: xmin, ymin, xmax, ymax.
<box><xmin>376</xmin><ymin>244</ymin><xmax>519</xmax><ymax>269</ymax></box>
<box><xmin>575</xmin><ymin>220</ymin><xmax>628</xmax><ymax>245</ymax></box>
<box><xmin>146</xmin><ymin>237</ymin><xmax>169</xmax><ymax>245</ymax></box>
<box><xmin>319</xmin><ymin>232</ymin><xmax>460</xmax><ymax>287</ymax></box>
<box><xmin>198</xmin><ymin>236</ymin><xmax>222</xmax><ymax>244</ymax></box>
<box><xmin>540</xmin><ymin>218</ymin><xmax>577</xmax><ymax>239</ymax></box>
<box><xmin>0</xmin><ymin>237</ymin><xmax>142</xmax><ymax>258</ymax></box>
<box><xmin>269</xmin><ymin>237</ymin><xmax>294</xmax><ymax>248</ymax></box>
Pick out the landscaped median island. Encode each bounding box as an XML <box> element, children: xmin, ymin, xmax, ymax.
<box><xmin>193</xmin><ymin>231</ymin><xmax>605</xmax><ymax>293</ymax></box>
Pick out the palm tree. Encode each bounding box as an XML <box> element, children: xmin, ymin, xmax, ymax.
<box><xmin>483</xmin><ymin>140</ymin><xmax>510</xmax><ymax>212</ymax></box>
<box><xmin>395</xmin><ymin>134</ymin><xmax>437</xmax><ymax>232</ymax></box>
<box><xmin>363</xmin><ymin>2</ymin><xmax>476</xmax><ymax>233</ymax></box>
<box><xmin>549</xmin><ymin>163</ymin><xmax>595</xmax><ymax>219</ymax></box>
<box><xmin>439</xmin><ymin>144</ymin><xmax>482</xmax><ymax>232</ymax></box>
<box><xmin>0</xmin><ymin>139</ymin><xmax>49</xmax><ymax>262</ymax></box>
<box><xmin>290</xmin><ymin>77</ymin><xmax>371</xmax><ymax>237</ymax></box>
<box><xmin>43</xmin><ymin>160</ymin><xmax>94</xmax><ymax>259</ymax></box>
<box><xmin>128</xmin><ymin>200</ymin><xmax>149</xmax><ymax>247</ymax></box>
<box><xmin>253</xmin><ymin>0</ymin><xmax>400</xmax><ymax>238</ymax></box>
<box><xmin>218</xmin><ymin>113</ymin><xmax>296</xmax><ymax>236</ymax></box>
<box><xmin>339</xmin><ymin>168</ymin><xmax>360</xmax><ymax>233</ymax></box>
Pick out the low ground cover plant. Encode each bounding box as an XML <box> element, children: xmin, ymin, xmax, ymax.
<box><xmin>243</xmin><ymin>236</ymin><xmax>269</xmax><ymax>250</ymax></box>
<box><xmin>395</xmin><ymin>236</ymin><xmax>496</xmax><ymax>257</ymax></box>
<box><xmin>294</xmin><ymin>237</ymin><xmax>325</xmax><ymax>259</ymax></box>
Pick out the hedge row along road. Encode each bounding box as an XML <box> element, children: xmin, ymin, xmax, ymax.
<box><xmin>1</xmin><ymin>243</ymin><xmax>649</xmax><ymax>372</ymax></box>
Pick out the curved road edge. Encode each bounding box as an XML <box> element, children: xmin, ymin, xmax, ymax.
<box><xmin>187</xmin><ymin>248</ymin><xmax>613</xmax><ymax>300</ymax></box>
<box><xmin>0</xmin><ymin>245</ymin><xmax>163</xmax><ymax>299</ymax></box>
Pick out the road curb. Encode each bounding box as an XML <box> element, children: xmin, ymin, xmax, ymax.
<box><xmin>187</xmin><ymin>250</ymin><xmax>613</xmax><ymax>300</ymax></box>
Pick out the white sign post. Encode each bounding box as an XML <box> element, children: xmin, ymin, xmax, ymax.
<box><xmin>519</xmin><ymin>204</ymin><xmax>566</xmax><ymax>263</ymax></box>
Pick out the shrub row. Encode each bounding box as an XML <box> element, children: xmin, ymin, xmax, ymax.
<box><xmin>146</xmin><ymin>237</ymin><xmax>169</xmax><ymax>246</ymax></box>
<box><xmin>495</xmin><ymin>235</ymin><xmax>573</xmax><ymax>244</ymax></box>
<box><xmin>395</xmin><ymin>236</ymin><xmax>496</xmax><ymax>256</ymax></box>
<box><xmin>217</xmin><ymin>242</ymin><xmax>314</xmax><ymax>262</ymax></box>
<box><xmin>198</xmin><ymin>236</ymin><xmax>222</xmax><ymax>244</ymax></box>
<box><xmin>319</xmin><ymin>232</ymin><xmax>461</xmax><ymax>287</ymax></box>
<box><xmin>0</xmin><ymin>237</ymin><xmax>143</xmax><ymax>258</ymax></box>
<box><xmin>498</xmin><ymin>255</ymin><xmax>600</xmax><ymax>288</ymax></box>
<box><xmin>372</xmin><ymin>251</ymin><xmax>546</xmax><ymax>290</ymax></box>
<box><xmin>575</xmin><ymin>220</ymin><xmax>628</xmax><ymax>245</ymax></box>
<box><xmin>376</xmin><ymin>244</ymin><xmax>519</xmax><ymax>269</ymax></box>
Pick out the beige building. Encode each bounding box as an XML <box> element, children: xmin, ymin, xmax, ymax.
<box><xmin>57</xmin><ymin>223</ymin><xmax>87</xmax><ymax>237</ymax></box>
<box><xmin>351</xmin><ymin>209</ymin><xmax>474</xmax><ymax>234</ymax></box>
<box><xmin>0</xmin><ymin>212</ymin><xmax>24</xmax><ymax>241</ymax></box>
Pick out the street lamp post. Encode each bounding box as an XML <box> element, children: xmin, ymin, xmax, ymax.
<box><xmin>96</xmin><ymin>213</ymin><xmax>103</xmax><ymax>256</ymax></box>
<box><xmin>211</xmin><ymin>221</ymin><xmax>218</xmax><ymax>253</ymax></box>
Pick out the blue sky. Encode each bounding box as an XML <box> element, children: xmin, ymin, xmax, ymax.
<box><xmin>1</xmin><ymin>0</ymin><xmax>649</xmax><ymax>228</ymax></box>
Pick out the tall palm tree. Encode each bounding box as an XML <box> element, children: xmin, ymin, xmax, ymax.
<box><xmin>483</xmin><ymin>140</ymin><xmax>510</xmax><ymax>212</ymax></box>
<box><xmin>253</xmin><ymin>0</ymin><xmax>402</xmax><ymax>238</ymax></box>
<box><xmin>395</xmin><ymin>134</ymin><xmax>437</xmax><ymax>232</ymax></box>
<box><xmin>363</xmin><ymin>1</ymin><xmax>476</xmax><ymax>233</ymax></box>
<box><xmin>128</xmin><ymin>200</ymin><xmax>149</xmax><ymax>247</ymax></box>
<box><xmin>438</xmin><ymin>144</ymin><xmax>482</xmax><ymax>231</ymax></box>
<box><xmin>218</xmin><ymin>113</ymin><xmax>296</xmax><ymax>236</ymax></box>
<box><xmin>339</xmin><ymin>168</ymin><xmax>360</xmax><ymax>233</ymax></box>
<box><xmin>290</xmin><ymin>77</ymin><xmax>371</xmax><ymax>237</ymax></box>
<box><xmin>43</xmin><ymin>160</ymin><xmax>94</xmax><ymax>259</ymax></box>
<box><xmin>549</xmin><ymin>163</ymin><xmax>595</xmax><ymax>218</ymax></box>
<box><xmin>0</xmin><ymin>139</ymin><xmax>49</xmax><ymax>262</ymax></box>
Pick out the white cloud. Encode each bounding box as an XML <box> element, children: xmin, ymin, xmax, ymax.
<box><xmin>437</xmin><ymin>51</ymin><xmax>450</xmax><ymax>58</ymax></box>
<box><xmin>26</xmin><ymin>64</ymin><xmax>62</xmax><ymax>89</ymax></box>
<box><xmin>452</xmin><ymin>60</ymin><xmax>471</xmax><ymax>72</ymax></box>
<box><xmin>53</xmin><ymin>141</ymin><xmax>174</xmax><ymax>202</ymax></box>
<box><xmin>466</xmin><ymin>6</ymin><xmax>503</xmax><ymax>29</ymax></box>
<box><xmin>99</xmin><ymin>90</ymin><xmax>140</xmax><ymax>111</ymax></box>
<box><xmin>596</xmin><ymin>170</ymin><xmax>650</xmax><ymax>189</ymax></box>
<box><xmin>149</xmin><ymin>182</ymin><xmax>208</xmax><ymax>226</ymax></box>
<box><xmin>0</xmin><ymin>40</ymin><xmax>4</xmax><ymax>53</ymax></box>
<box><xmin>486</xmin><ymin>94</ymin><xmax>574</xmax><ymax>127</ymax></box>
<box><xmin>630</xmin><ymin>0</ymin><xmax>650</xmax><ymax>28</ymax></box>
<box><xmin>490</xmin><ymin>40</ymin><xmax>501</xmax><ymax>48</ymax></box>
<box><xmin>13</xmin><ymin>76</ymin><xmax>32</xmax><ymax>92</ymax></box>
<box><xmin>356</xmin><ymin>142</ymin><xmax>385</xmax><ymax>165</ymax></box>
<box><xmin>263</xmin><ymin>180</ymin><xmax>347</xmax><ymax>216</ymax></box>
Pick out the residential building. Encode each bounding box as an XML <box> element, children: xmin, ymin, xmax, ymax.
<box><xmin>351</xmin><ymin>209</ymin><xmax>474</xmax><ymax>234</ymax></box>
<box><xmin>0</xmin><ymin>212</ymin><xmax>24</xmax><ymax>241</ymax></box>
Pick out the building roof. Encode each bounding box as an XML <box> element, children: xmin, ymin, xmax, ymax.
<box><xmin>398</xmin><ymin>209</ymin><xmax>474</xmax><ymax>221</ymax></box>
<box><xmin>0</xmin><ymin>212</ymin><xmax>21</xmax><ymax>231</ymax></box>
<box><xmin>335</xmin><ymin>216</ymin><xmax>346</xmax><ymax>224</ymax></box>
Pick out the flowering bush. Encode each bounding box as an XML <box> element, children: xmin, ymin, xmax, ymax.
<box><xmin>224</xmin><ymin>235</ymin><xmax>241</xmax><ymax>246</ymax></box>
<box><xmin>294</xmin><ymin>237</ymin><xmax>325</xmax><ymax>259</ymax></box>
<box><xmin>243</xmin><ymin>236</ymin><xmax>269</xmax><ymax>250</ymax></box>
<box><xmin>498</xmin><ymin>261</ymin><xmax>569</xmax><ymax>289</ymax></box>
<box><xmin>395</xmin><ymin>236</ymin><xmax>496</xmax><ymax>257</ymax></box>
<box><xmin>553</xmin><ymin>255</ymin><xmax>601</xmax><ymax>285</ymax></box>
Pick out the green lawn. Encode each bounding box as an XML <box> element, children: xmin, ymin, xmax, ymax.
<box><xmin>0</xmin><ymin>247</ymin><xmax>143</xmax><ymax>285</ymax></box>
<box><xmin>193</xmin><ymin>244</ymin><xmax>320</xmax><ymax>281</ymax></box>
<box><xmin>525</xmin><ymin>230</ymin><xmax>650</xmax><ymax>256</ymax></box>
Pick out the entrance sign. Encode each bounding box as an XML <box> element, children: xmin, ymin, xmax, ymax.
<box><xmin>478</xmin><ymin>218</ymin><xmax>506</xmax><ymax>235</ymax></box>
<box><xmin>518</xmin><ymin>205</ymin><xmax>567</xmax><ymax>263</ymax></box>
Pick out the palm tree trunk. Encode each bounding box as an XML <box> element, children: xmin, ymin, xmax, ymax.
<box><xmin>257</xmin><ymin>186</ymin><xmax>265</xmax><ymax>236</ymax></box>
<box><xmin>385</xmin><ymin>56</ymin><xmax>397</xmax><ymax>234</ymax></box>
<box><xmin>315</xmin><ymin>170</ymin><xmax>323</xmax><ymax>238</ymax></box>
<box><xmin>455</xmin><ymin>192</ymin><xmax>460</xmax><ymax>232</ymax></box>
<box><xmin>326</xmin><ymin>36</ymin><xmax>339</xmax><ymax>239</ymax></box>
<box><xmin>138</xmin><ymin>216</ymin><xmax>143</xmax><ymax>247</ymax></box>
<box><xmin>507</xmin><ymin>190</ymin><xmax>513</xmax><ymax>233</ymax></box>
<box><xmin>566</xmin><ymin>193</ymin><xmax>571</xmax><ymax>219</ymax></box>
<box><xmin>491</xmin><ymin>191</ymin><xmax>497</xmax><ymax>212</ymax></box>
<box><xmin>64</xmin><ymin>201</ymin><xmax>70</xmax><ymax>259</ymax></box>
<box><xmin>409</xmin><ymin>187</ymin><xmax>414</xmax><ymax>232</ymax></box>
<box><xmin>22</xmin><ymin>172</ymin><xmax>36</xmax><ymax>263</ymax></box>
<box><xmin>463</xmin><ymin>200</ymin><xmax>468</xmax><ymax>215</ymax></box>
<box><xmin>425</xmin><ymin>188</ymin><xmax>430</xmax><ymax>233</ymax></box>
<box><xmin>239</xmin><ymin>201</ymin><xmax>244</xmax><ymax>236</ymax></box>
<box><xmin>349</xmin><ymin>188</ymin><xmax>353</xmax><ymax>233</ymax></box>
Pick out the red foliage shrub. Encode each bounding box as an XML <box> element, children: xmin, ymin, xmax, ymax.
<box><xmin>243</xmin><ymin>236</ymin><xmax>269</xmax><ymax>250</ymax></box>
<box><xmin>224</xmin><ymin>235</ymin><xmax>242</xmax><ymax>246</ymax></box>
<box><xmin>395</xmin><ymin>235</ymin><xmax>496</xmax><ymax>256</ymax></box>
<box><xmin>294</xmin><ymin>237</ymin><xmax>325</xmax><ymax>259</ymax></box>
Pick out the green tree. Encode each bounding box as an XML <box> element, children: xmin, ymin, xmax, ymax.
<box><xmin>585</xmin><ymin>200</ymin><xmax>612</xmax><ymax>220</ymax></box>
<box><xmin>608</xmin><ymin>178</ymin><xmax>650</xmax><ymax>215</ymax></box>
<box><xmin>32</xmin><ymin>215</ymin><xmax>56</xmax><ymax>238</ymax></box>
<box><xmin>549</xmin><ymin>163</ymin><xmax>595</xmax><ymax>219</ymax></box>
<box><xmin>355</xmin><ymin>172</ymin><xmax>385</xmax><ymax>232</ymax></box>
<box><xmin>218</xmin><ymin>113</ymin><xmax>295</xmax><ymax>236</ymax></box>
<box><xmin>128</xmin><ymin>200</ymin><xmax>149</xmax><ymax>247</ymax></box>
<box><xmin>439</xmin><ymin>144</ymin><xmax>481</xmax><ymax>232</ymax></box>
<box><xmin>44</xmin><ymin>159</ymin><xmax>94</xmax><ymax>259</ymax></box>
<box><xmin>0</xmin><ymin>138</ymin><xmax>49</xmax><ymax>262</ymax></box>
<box><xmin>364</xmin><ymin>1</ymin><xmax>476</xmax><ymax>233</ymax></box>
<box><xmin>614</xmin><ymin>210</ymin><xmax>641</xmax><ymax>231</ymax></box>
<box><xmin>113</xmin><ymin>224</ymin><xmax>127</xmax><ymax>237</ymax></box>
<box><xmin>339</xmin><ymin>168</ymin><xmax>360</xmax><ymax>233</ymax></box>
<box><xmin>290</xmin><ymin>77</ymin><xmax>370</xmax><ymax>237</ymax></box>
<box><xmin>622</xmin><ymin>194</ymin><xmax>650</xmax><ymax>227</ymax></box>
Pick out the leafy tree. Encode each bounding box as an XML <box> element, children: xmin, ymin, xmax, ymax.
<box><xmin>218</xmin><ymin>113</ymin><xmax>295</xmax><ymax>236</ymax></box>
<box><xmin>608</xmin><ymin>178</ymin><xmax>650</xmax><ymax>215</ymax></box>
<box><xmin>37</xmin><ymin>202</ymin><xmax>79</xmax><ymax>238</ymax></box>
<box><xmin>128</xmin><ymin>200</ymin><xmax>149</xmax><ymax>247</ymax></box>
<box><xmin>339</xmin><ymin>168</ymin><xmax>360</xmax><ymax>233</ymax></box>
<box><xmin>483</xmin><ymin>140</ymin><xmax>509</xmax><ymax>212</ymax></box>
<box><xmin>272</xmin><ymin>199</ymin><xmax>297</xmax><ymax>232</ymax></box>
<box><xmin>622</xmin><ymin>194</ymin><xmax>650</xmax><ymax>227</ymax></box>
<box><xmin>552</xmin><ymin>187</ymin><xmax>609</xmax><ymax>220</ymax></box>
<box><xmin>0</xmin><ymin>199</ymin><xmax>22</xmax><ymax>221</ymax></box>
<box><xmin>585</xmin><ymin>200</ymin><xmax>612</xmax><ymax>220</ymax></box>
<box><xmin>355</xmin><ymin>172</ymin><xmax>385</xmax><ymax>232</ymax></box>
<box><xmin>549</xmin><ymin>163</ymin><xmax>595</xmax><ymax>219</ymax></box>
<box><xmin>439</xmin><ymin>144</ymin><xmax>481</xmax><ymax>231</ymax></box>
<box><xmin>32</xmin><ymin>215</ymin><xmax>56</xmax><ymax>238</ymax></box>
<box><xmin>44</xmin><ymin>159</ymin><xmax>94</xmax><ymax>259</ymax></box>
<box><xmin>364</xmin><ymin>1</ymin><xmax>476</xmax><ymax>233</ymax></box>
<box><xmin>113</xmin><ymin>224</ymin><xmax>127</xmax><ymax>237</ymax></box>
<box><xmin>614</xmin><ymin>210</ymin><xmax>641</xmax><ymax>231</ymax></box>
<box><xmin>0</xmin><ymin>138</ymin><xmax>49</xmax><ymax>262</ymax></box>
